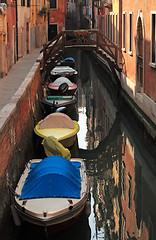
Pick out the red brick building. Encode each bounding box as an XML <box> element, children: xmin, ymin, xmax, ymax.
<box><xmin>48</xmin><ymin>0</ymin><xmax>67</xmax><ymax>40</ymax></box>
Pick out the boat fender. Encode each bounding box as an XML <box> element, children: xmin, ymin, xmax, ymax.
<box><xmin>11</xmin><ymin>204</ymin><xmax>21</xmax><ymax>226</ymax></box>
<box><xmin>43</xmin><ymin>211</ymin><xmax>47</xmax><ymax>217</ymax></box>
<box><xmin>69</xmin><ymin>206</ymin><xmax>73</xmax><ymax>211</ymax></box>
<box><xmin>22</xmin><ymin>207</ymin><xmax>25</xmax><ymax>213</ymax></box>
<box><xmin>85</xmin><ymin>199</ymin><xmax>91</xmax><ymax>217</ymax></box>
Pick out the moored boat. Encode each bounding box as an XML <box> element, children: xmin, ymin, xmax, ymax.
<box><xmin>48</xmin><ymin>77</ymin><xmax>77</xmax><ymax>95</ymax></box>
<box><xmin>12</xmin><ymin>156</ymin><xmax>89</xmax><ymax>232</ymax></box>
<box><xmin>50</xmin><ymin>66</ymin><xmax>78</xmax><ymax>82</ymax></box>
<box><xmin>60</xmin><ymin>57</ymin><xmax>75</xmax><ymax>68</ymax></box>
<box><xmin>34</xmin><ymin>112</ymin><xmax>79</xmax><ymax>147</ymax></box>
<box><xmin>41</xmin><ymin>95</ymin><xmax>77</xmax><ymax>115</ymax></box>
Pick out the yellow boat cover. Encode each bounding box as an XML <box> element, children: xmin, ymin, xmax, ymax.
<box><xmin>42</xmin><ymin>136</ymin><xmax>71</xmax><ymax>161</ymax></box>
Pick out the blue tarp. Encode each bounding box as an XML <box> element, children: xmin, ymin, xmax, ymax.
<box><xmin>62</xmin><ymin>57</ymin><xmax>75</xmax><ymax>63</ymax></box>
<box><xmin>20</xmin><ymin>156</ymin><xmax>81</xmax><ymax>200</ymax></box>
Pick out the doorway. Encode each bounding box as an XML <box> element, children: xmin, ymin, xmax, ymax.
<box><xmin>48</xmin><ymin>24</ymin><xmax>57</xmax><ymax>41</ymax></box>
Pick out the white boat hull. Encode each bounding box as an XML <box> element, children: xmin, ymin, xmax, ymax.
<box><xmin>13</xmin><ymin>158</ymin><xmax>89</xmax><ymax>230</ymax></box>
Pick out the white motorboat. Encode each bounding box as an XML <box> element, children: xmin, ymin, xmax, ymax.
<box><xmin>12</xmin><ymin>156</ymin><xmax>89</xmax><ymax>232</ymax></box>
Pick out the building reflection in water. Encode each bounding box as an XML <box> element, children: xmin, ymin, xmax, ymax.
<box><xmin>77</xmin><ymin>51</ymin><xmax>156</xmax><ymax>240</ymax></box>
<box><xmin>3</xmin><ymin>51</ymin><xmax>156</xmax><ymax>240</ymax></box>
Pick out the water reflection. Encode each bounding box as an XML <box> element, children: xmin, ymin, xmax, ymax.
<box><xmin>2</xmin><ymin>51</ymin><xmax>156</xmax><ymax>240</ymax></box>
<box><xmin>76</xmin><ymin>51</ymin><xmax>156</xmax><ymax>240</ymax></box>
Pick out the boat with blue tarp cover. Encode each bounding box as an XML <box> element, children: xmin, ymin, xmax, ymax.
<box><xmin>12</xmin><ymin>156</ymin><xmax>88</xmax><ymax>231</ymax></box>
<box><xmin>60</xmin><ymin>57</ymin><xmax>75</xmax><ymax>67</ymax></box>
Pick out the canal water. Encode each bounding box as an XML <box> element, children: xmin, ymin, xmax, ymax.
<box><xmin>3</xmin><ymin>51</ymin><xmax>156</xmax><ymax>240</ymax></box>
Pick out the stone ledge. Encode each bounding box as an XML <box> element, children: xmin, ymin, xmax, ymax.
<box><xmin>0</xmin><ymin>61</ymin><xmax>40</xmax><ymax>133</ymax></box>
<box><xmin>0</xmin><ymin>103</ymin><xmax>16</xmax><ymax>132</ymax></box>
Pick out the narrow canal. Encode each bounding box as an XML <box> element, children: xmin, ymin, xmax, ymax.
<box><xmin>3</xmin><ymin>51</ymin><xmax>156</xmax><ymax>240</ymax></box>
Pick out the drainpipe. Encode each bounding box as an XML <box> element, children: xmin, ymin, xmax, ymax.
<box><xmin>92</xmin><ymin>0</ymin><xmax>94</xmax><ymax>28</ymax></box>
<box><xmin>15</xmin><ymin>0</ymin><xmax>18</xmax><ymax>60</ymax></box>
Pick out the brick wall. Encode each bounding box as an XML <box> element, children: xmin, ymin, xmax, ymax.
<box><xmin>0</xmin><ymin>60</ymin><xmax>43</xmax><ymax>232</ymax></box>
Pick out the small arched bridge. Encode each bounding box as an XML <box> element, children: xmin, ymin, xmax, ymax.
<box><xmin>40</xmin><ymin>29</ymin><xmax>123</xmax><ymax>84</ymax></box>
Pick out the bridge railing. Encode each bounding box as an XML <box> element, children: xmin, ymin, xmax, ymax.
<box><xmin>97</xmin><ymin>31</ymin><xmax>117</xmax><ymax>62</ymax></box>
<box><xmin>41</xmin><ymin>29</ymin><xmax>124</xmax><ymax>79</ymax></box>
<box><xmin>97</xmin><ymin>31</ymin><xmax>125</xmax><ymax>70</ymax></box>
<box><xmin>40</xmin><ymin>31</ymin><xmax>65</xmax><ymax>76</ymax></box>
<box><xmin>62</xmin><ymin>29</ymin><xmax>97</xmax><ymax>49</ymax></box>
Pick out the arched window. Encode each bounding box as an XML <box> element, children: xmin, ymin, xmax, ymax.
<box><xmin>137</xmin><ymin>17</ymin><xmax>143</xmax><ymax>57</ymax></box>
<box><xmin>136</xmin><ymin>16</ymin><xmax>144</xmax><ymax>89</ymax></box>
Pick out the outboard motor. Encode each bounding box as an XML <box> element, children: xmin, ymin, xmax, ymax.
<box><xmin>58</xmin><ymin>82</ymin><xmax>69</xmax><ymax>95</ymax></box>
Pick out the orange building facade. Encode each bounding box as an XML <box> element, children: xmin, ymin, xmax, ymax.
<box><xmin>120</xmin><ymin>0</ymin><xmax>156</xmax><ymax>125</ymax></box>
<box><xmin>0</xmin><ymin>0</ymin><xmax>48</xmax><ymax>77</ymax></box>
<box><xmin>98</xmin><ymin>0</ymin><xmax>156</xmax><ymax>126</ymax></box>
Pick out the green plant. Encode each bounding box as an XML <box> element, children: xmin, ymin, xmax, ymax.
<box><xmin>38</xmin><ymin>6</ymin><xmax>49</xmax><ymax>17</ymax></box>
<box><xmin>73</xmin><ymin>30</ymin><xmax>88</xmax><ymax>42</ymax></box>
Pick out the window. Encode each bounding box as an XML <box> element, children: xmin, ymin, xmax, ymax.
<box><xmin>122</xmin><ymin>12</ymin><xmax>126</xmax><ymax>50</ymax></box>
<box><xmin>137</xmin><ymin>16</ymin><xmax>143</xmax><ymax>57</ymax></box>
<box><xmin>121</xmin><ymin>161</ymin><xmax>126</xmax><ymax>200</ymax></box>
<box><xmin>21</xmin><ymin>0</ymin><xmax>25</xmax><ymax>6</ymax></box>
<box><xmin>27</xmin><ymin>0</ymin><xmax>30</xmax><ymax>7</ymax></box>
<box><xmin>150</xmin><ymin>13</ymin><xmax>156</xmax><ymax>67</ymax></box>
<box><xmin>138</xmin><ymin>65</ymin><xmax>143</xmax><ymax>87</ymax></box>
<box><xmin>50</xmin><ymin>0</ymin><xmax>57</xmax><ymax>9</ymax></box>
<box><xmin>0</xmin><ymin>0</ymin><xmax>7</xmax><ymax>3</ymax></box>
<box><xmin>116</xmin><ymin>14</ymin><xmax>118</xmax><ymax>45</ymax></box>
<box><xmin>36</xmin><ymin>0</ymin><xmax>39</xmax><ymax>11</ymax></box>
<box><xmin>110</xmin><ymin>14</ymin><xmax>112</xmax><ymax>41</ymax></box>
<box><xmin>128</xmin><ymin>173</ymin><xmax>132</xmax><ymax>210</ymax></box>
<box><xmin>106</xmin><ymin>15</ymin><xmax>108</xmax><ymax>37</ymax></box>
<box><xmin>103</xmin><ymin>16</ymin><xmax>105</xmax><ymax>34</ymax></box>
<box><xmin>108</xmin><ymin>14</ymin><xmax>110</xmax><ymax>38</ymax></box>
<box><xmin>129</xmin><ymin>12</ymin><xmax>133</xmax><ymax>53</ymax></box>
<box><xmin>113</xmin><ymin>14</ymin><xmax>115</xmax><ymax>43</ymax></box>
